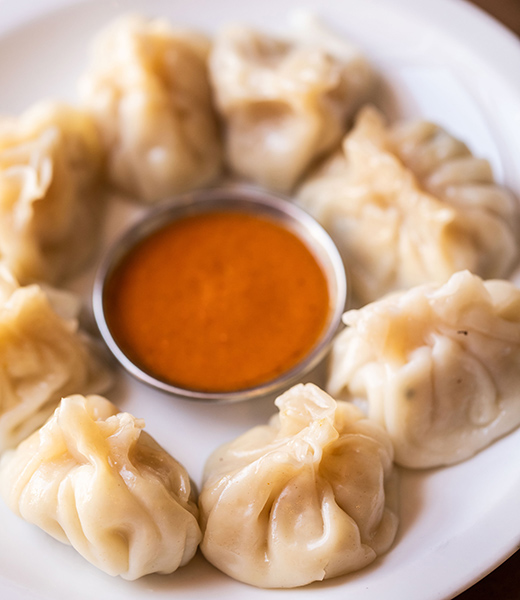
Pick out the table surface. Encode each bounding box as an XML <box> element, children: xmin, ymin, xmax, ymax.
<box><xmin>451</xmin><ymin>2</ymin><xmax>519</xmax><ymax>599</ymax></box>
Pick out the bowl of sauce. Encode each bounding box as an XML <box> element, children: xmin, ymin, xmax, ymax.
<box><xmin>93</xmin><ymin>186</ymin><xmax>347</xmax><ymax>402</ymax></box>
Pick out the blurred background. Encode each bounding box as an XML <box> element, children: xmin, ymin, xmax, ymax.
<box><xmin>469</xmin><ymin>0</ymin><xmax>520</xmax><ymax>35</ymax></box>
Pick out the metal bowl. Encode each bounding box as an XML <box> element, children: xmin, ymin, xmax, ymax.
<box><xmin>92</xmin><ymin>185</ymin><xmax>347</xmax><ymax>403</ymax></box>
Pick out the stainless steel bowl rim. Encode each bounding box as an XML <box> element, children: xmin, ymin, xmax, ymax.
<box><xmin>92</xmin><ymin>185</ymin><xmax>347</xmax><ymax>403</ymax></box>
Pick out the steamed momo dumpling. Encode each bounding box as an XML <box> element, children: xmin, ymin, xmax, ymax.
<box><xmin>79</xmin><ymin>14</ymin><xmax>223</xmax><ymax>202</ymax></box>
<box><xmin>209</xmin><ymin>15</ymin><xmax>375</xmax><ymax>192</ymax></box>
<box><xmin>0</xmin><ymin>395</ymin><xmax>201</xmax><ymax>579</ymax></box>
<box><xmin>297</xmin><ymin>106</ymin><xmax>519</xmax><ymax>305</ymax></box>
<box><xmin>0</xmin><ymin>267</ymin><xmax>112</xmax><ymax>453</ymax></box>
<box><xmin>199</xmin><ymin>383</ymin><xmax>398</xmax><ymax>588</ymax></box>
<box><xmin>0</xmin><ymin>101</ymin><xmax>105</xmax><ymax>284</ymax></box>
<box><xmin>327</xmin><ymin>270</ymin><xmax>520</xmax><ymax>468</ymax></box>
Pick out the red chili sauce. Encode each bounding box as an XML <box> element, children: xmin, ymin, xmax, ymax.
<box><xmin>103</xmin><ymin>211</ymin><xmax>330</xmax><ymax>392</ymax></box>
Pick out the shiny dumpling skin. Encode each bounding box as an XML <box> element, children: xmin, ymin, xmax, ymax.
<box><xmin>209</xmin><ymin>16</ymin><xmax>375</xmax><ymax>193</ymax></box>
<box><xmin>297</xmin><ymin>106</ymin><xmax>519</xmax><ymax>306</ymax></box>
<box><xmin>199</xmin><ymin>383</ymin><xmax>398</xmax><ymax>588</ymax></box>
<box><xmin>79</xmin><ymin>14</ymin><xmax>223</xmax><ymax>203</ymax></box>
<box><xmin>0</xmin><ymin>101</ymin><xmax>105</xmax><ymax>285</ymax></box>
<box><xmin>327</xmin><ymin>270</ymin><xmax>520</xmax><ymax>468</ymax></box>
<box><xmin>0</xmin><ymin>267</ymin><xmax>112</xmax><ymax>453</ymax></box>
<box><xmin>0</xmin><ymin>394</ymin><xmax>202</xmax><ymax>580</ymax></box>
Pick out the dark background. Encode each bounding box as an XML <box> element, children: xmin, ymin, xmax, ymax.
<box><xmin>470</xmin><ymin>0</ymin><xmax>520</xmax><ymax>36</ymax></box>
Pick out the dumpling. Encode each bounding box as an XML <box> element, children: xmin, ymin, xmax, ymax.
<box><xmin>79</xmin><ymin>14</ymin><xmax>223</xmax><ymax>202</ymax></box>
<box><xmin>0</xmin><ymin>101</ymin><xmax>105</xmax><ymax>284</ymax></box>
<box><xmin>199</xmin><ymin>383</ymin><xmax>398</xmax><ymax>588</ymax></box>
<box><xmin>297</xmin><ymin>106</ymin><xmax>519</xmax><ymax>306</ymax></box>
<box><xmin>209</xmin><ymin>15</ymin><xmax>375</xmax><ymax>193</ymax></box>
<box><xmin>327</xmin><ymin>270</ymin><xmax>520</xmax><ymax>468</ymax></box>
<box><xmin>0</xmin><ymin>394</ymin><xmax>201</xmax><ymax>579</ymax></box>
<box><xmin>0</xmin><ymin>267</ymin><xmax>112</xmax><ymax>453</ymax></box>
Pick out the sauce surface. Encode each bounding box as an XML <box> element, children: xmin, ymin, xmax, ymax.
<box><xmin>104</xmin><ymin>210</ymin><xmax>330</xmax><ymax>392</ymax></box>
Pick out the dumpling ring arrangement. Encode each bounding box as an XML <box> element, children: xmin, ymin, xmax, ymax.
<box><xmin>0</xmin><ymin>6</ymin><xmax>520</xmax><ymax>594</ymax></box>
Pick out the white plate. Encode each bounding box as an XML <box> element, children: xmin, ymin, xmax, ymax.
<box><xmin>1</xmin><ymin>0</ymin><xmax>520</xmax><ymax>599</ymax></box>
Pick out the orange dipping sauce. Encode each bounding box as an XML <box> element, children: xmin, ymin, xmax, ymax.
<box><xmin>104</xmin><ymin>211</ymin><xmax>330</xmax><ymax>392</ymax></box>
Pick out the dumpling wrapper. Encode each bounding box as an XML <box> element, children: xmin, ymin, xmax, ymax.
<box><xmin>0</xmin><ymin>101</ymin><xmax>105</xmax><ymax>285</ymax></box>
<box><xmin>199</xmin><ymin>383</ymin><xmax>398</xmax><ymax>588</ymax></box>
<box><xmin>297</xmin><ymin>106</ymin><xmax>519</xmax><ymax>305</ymax></box>
<box><xmin>0</xmin><ymin>267</ymin><xmax>112</xmax><ymax>453</ymax></box>
<box><xmin>79</xmin><ymin>14</ymin><xmax>223</xmax><ymax>203</ymax></box>
<box><xmin>0</xmin><ymin>394</ymin><xmax>202</xmax><ymax>580</ymax></box>
<box><xmin>209</xmin><ymin>14</ymin><xmax>375</xmax><ymax>192</ymax></box>
<box><xmin>327</xmin><ymin>270</ymin><xmax>520</xmax><ymax>468</ymax></box>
